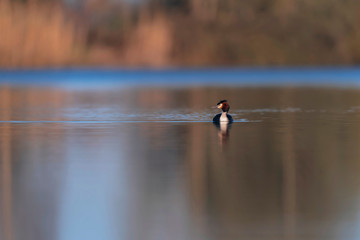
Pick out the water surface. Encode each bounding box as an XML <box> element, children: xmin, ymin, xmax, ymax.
<box><xmin>1</xmin><ymin>86</ymin><xmax>360</xmax><ymax>240</ymax></box>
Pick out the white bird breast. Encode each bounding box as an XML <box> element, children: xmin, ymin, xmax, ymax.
<box><xmin>220</xmin><ymin>112</ymin><xmax>229</xmax><ymax>122</ymax></box>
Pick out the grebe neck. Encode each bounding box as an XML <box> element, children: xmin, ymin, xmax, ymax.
<box><xmin>220</xmin><ymin>112</ymin><xmax>229</xmax><ymax>122</ymax></box>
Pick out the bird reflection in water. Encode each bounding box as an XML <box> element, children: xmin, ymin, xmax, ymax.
<box><xmin>213</xmin><ymin>121</ymin><xmax>232</xmax><ymax>145</ymax></box>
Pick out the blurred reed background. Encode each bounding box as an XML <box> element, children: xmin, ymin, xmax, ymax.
<box><xmin>0</xmin><ymin>0</ymin><xmax>84</xmax><ymax>67</ymax></box>
<box><xmin>2</xmin><ymin>0</ymin><xmax>360</xmax><ymax>67</ymax></box>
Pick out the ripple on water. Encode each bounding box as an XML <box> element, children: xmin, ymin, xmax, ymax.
<box><xmin>55</xmin><ymin>108</ymin><xmax>263</xmax><ymax>122</ymax></box>
<box><xmin>11</xmin><ymin>106</ymin><xmax>336</xmax><ymax>123</ymax></box>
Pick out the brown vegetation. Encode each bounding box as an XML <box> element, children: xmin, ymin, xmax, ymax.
<box><xmin>2</xmin><ymin>0</ymin><xmax>360</xmax><ymax>67</ymax></box>
<box><xmin>122</xmin><ymin>13</ymin><xmax>173</xmax><ymax>67</ymax></box>
<box><xmin>0</xmin><ymin>0</ymin><xmax>83</xmax><ymax>67</ymax></box>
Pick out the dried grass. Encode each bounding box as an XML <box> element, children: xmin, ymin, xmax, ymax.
<box><xmin>122</xmin><ymin>13</ymin><xmax>173</xmax><ymax>67</ymax></box>
<box><xmin>0</xmin><ymin>1</ymin><xmax>83</xmax><ymax>68</ymax></box>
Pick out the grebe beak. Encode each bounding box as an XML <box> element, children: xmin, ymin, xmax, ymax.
<box><xmin>217</xmin><ymin>103</ymin><xmax>223</xmax><ymax>109</ymax></box>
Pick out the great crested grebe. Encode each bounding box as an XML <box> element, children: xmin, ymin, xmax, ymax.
<box><xmin>213</xmin><ymin>100</ymin><xmax>233</xmax><ymax>123</ymax></box>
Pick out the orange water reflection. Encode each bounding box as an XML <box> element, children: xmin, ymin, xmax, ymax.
<box><xmin>1</xmin><ymin>86</ymin><xmax>360</xmax><ymax>240</ymax></box>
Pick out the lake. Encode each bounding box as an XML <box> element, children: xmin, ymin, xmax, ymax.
<box><xmin>1</xmin><ymin>69</ymin><xmax>360</xmax><ymax>240</ymax></box>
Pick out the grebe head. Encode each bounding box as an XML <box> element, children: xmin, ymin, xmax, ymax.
<box><xmin>217</xmin><ymin>100</ymin><xmax>230</xmax><ymax>113</ymax></box>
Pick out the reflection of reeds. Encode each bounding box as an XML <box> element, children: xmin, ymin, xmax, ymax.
<box><xmin>0</xmin><ymin>86</ymin><xmax>13</xmax><ymax>240</ymax></box>
<box><xmin>0</xmin><ymin>1</ymin><xmax>82</xmax><ymax>67</ymax></box>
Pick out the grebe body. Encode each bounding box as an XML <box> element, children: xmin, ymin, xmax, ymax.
<box><xmin>213</xmin><ymin>112</ymin><xmax>233</xmax><ymax>123</ymax></box>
